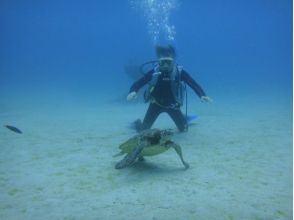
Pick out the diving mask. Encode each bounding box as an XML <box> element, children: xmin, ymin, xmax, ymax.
<box><xmin>159</xmin><ymin>57</ymin><xmax>174</xmax><ymax>66</ymax></box>
<box><xmin>158</xmin><ymin>57</ymin><xmax>174</xmax><ymax>72</ymax></box>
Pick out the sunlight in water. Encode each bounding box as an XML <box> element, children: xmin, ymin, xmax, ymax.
<box><xmin>130</xmin><ymin>0</ymin><xmax>179</xmax><ymax>43</ymax></box>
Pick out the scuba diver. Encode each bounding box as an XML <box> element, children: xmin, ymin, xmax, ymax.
<box><xmin>127</xmin><ymin>45</ymin><xmax>212</xmax><ymax>132</ymax></box>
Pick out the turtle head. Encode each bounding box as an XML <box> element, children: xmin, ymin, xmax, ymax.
<box><xmin>160</xmin><ymin>129</ymin><xmax>173</xmax><ymax>139</ymax></box>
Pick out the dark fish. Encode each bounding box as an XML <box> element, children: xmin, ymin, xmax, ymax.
<box><xmin>4</xmin><ymin>125</ymin><xmax>23</xmax><ymax>134</ymax></box>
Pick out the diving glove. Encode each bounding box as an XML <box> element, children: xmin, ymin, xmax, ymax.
<box><xmin>127</xmin><ymin>91</ymin><xmax>137</xmax><ymax>101</ymax></box>
<box><xmin>200</xmin><ymin>96</ymin><xmax>213</xmax><ymax>103</ymax></box>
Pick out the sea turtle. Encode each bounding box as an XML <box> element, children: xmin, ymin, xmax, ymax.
<box><xmin>114</xmin><ymin>128</ymin><xmax>189</xmax><ymax>169</ymax></box>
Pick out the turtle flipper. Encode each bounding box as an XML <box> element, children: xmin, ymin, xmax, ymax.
<box><xmin>167</xmin><ymin>142</ymin><xmax>190</xmax><ymax>169</ymax></box>
<box><xmin>115</xmin><ymin>143</ymin><xmax>145</xmax><ymax>169</ymax></box>
<box><xmin>112</xmin><ymin>151</ymin><xmax>124</xmax><ymax>158</ymax></box>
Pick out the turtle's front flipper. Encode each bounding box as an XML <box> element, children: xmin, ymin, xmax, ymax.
<box><xmin>115</xmin><ymin>143</ymin><xmax>145</xmax><ymax>169</ymax></box>
<box><xmin>168</xmin><ymin>142</ymin><xmax>190</xmax><ymax>169</ymax></box>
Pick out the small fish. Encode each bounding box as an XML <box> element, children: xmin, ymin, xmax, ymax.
<box><xmin>4</xmin><ymin>125</ymin><xmax>23</xmax><ymax>134</ymax></box>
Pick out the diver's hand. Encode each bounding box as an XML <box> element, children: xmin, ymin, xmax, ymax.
<box><xmin>201</xmin><ymin>96</ymin><xmax>213</xmax><ymax>103</ymax></box>
<box><xmin>127</xmin><ymin>91</ymin><xmax>137</xmax><ymax>101</ymax></box>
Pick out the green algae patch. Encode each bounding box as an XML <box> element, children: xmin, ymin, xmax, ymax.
<box><xmin>8</xmin><ymin>188</ymin><xmax>21</xmax><ymax>196</ymax></box>
<box><xmin>0</xmin><ymin>204</ymin><xmax>13</xmax><ymax>210</ymax></box>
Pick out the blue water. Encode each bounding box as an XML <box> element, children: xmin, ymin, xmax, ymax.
<box><xmin>0</xmin><ymin>0</ymin><xmax>292</xmax><ymax>99</ymax></box>
<box><xmin>0</xmin><ymin>1</ymin><xmax>292</xmax><ymax>219</ymax></box>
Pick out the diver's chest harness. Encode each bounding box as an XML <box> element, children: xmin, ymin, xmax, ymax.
<box><xmin>144</xmin><ymin>65</ymin><xmax>185</xmax><ymax>109</ymax></box>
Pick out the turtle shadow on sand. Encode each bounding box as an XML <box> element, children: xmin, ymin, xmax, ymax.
<box><xmin>110</xmin><ymin>159</ymin><xmax>190</xmax><ymax>187</ymax></box>
<box><xmin>113</xmin><ymin>128</ymin><xmax>189</xmax><ymax>170</ymax></box>
<box><xmin>129</xmin><ymin>160</ymin><xmax>189</xmax><ymax>173</ymax></box>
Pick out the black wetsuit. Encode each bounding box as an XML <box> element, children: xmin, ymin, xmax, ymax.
<box><xmin>129</xmin><ymin>68</ymin><xmax>206</xmax><ymax>132</ymax></box>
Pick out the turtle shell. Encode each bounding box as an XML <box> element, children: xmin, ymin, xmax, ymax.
<box><xmin>118</xmin><ymin>129</ymin><xmax>173</xmax><ymax>156</ymax></box>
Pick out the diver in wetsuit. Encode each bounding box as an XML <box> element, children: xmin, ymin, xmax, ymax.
<box><xmin>127</xmin><ymin>45</ymin><xmax>212</xmax><ymax>132</ymax></box>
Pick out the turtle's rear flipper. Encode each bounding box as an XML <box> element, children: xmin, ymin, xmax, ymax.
<box><xmin>115</xmin><ymin>143</ymin><xmax>145</xmax><ymax>169</ymax></box>
<box><xmin>168</xmin><ymin>142</ymin><xmax>190</xmax><ymax>169</ymax></box>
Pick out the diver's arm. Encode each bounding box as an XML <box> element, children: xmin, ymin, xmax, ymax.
<box><xmin>129</xmin><ymin>70</ymin><xmax>153</xmax><ymax>93</ymax></box>
<box><xmin>127</xmin><ymin>70</ymin><xmax>153</xmax><ymax>101</ymax></box>
<box><xmin>181</xmin><ymin>70</ymin><xmax>206</xmax><ymax>98</ymax></box>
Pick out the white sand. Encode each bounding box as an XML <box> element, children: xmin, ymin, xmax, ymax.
<box><xmin>0</xmin><ymin>92</ymin><xmax>292</xmax><ymax>220</ymax></box>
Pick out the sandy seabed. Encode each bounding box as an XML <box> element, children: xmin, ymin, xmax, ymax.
<box><xmin>0</xmin><ymin>92</ymin><xmax>292</xmax><ymax>220</ymax></box>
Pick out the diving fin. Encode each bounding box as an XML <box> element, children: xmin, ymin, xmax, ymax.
<box><xmin>185</xmin><ymin>114</ymin><xmax>197</xmax><ymax>124</ymax></box>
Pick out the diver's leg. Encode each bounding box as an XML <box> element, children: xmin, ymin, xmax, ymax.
<box><xmin>167</xmin><ymin>109</ymin><xmax>188</xmax><ymax>132</ymax></box>
<box><xmin>141</xmin><ymin>103</ymin><xmax>162</xmax><ymax>131</ymax></box>
<box><xmin>132</xmin><ymin>119</ymin><xmax>143</xmax><ymax>132</ymax></box>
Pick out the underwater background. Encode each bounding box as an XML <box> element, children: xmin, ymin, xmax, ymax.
<box><xmin>0</xmin><ymin>0</ymin><xmax>292</xmax><ymax>219</ymax></box>
<box><xmin>1</xmin><ymin>0</ymin><xmax>292</xmax><ymax>100</ymax></box>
